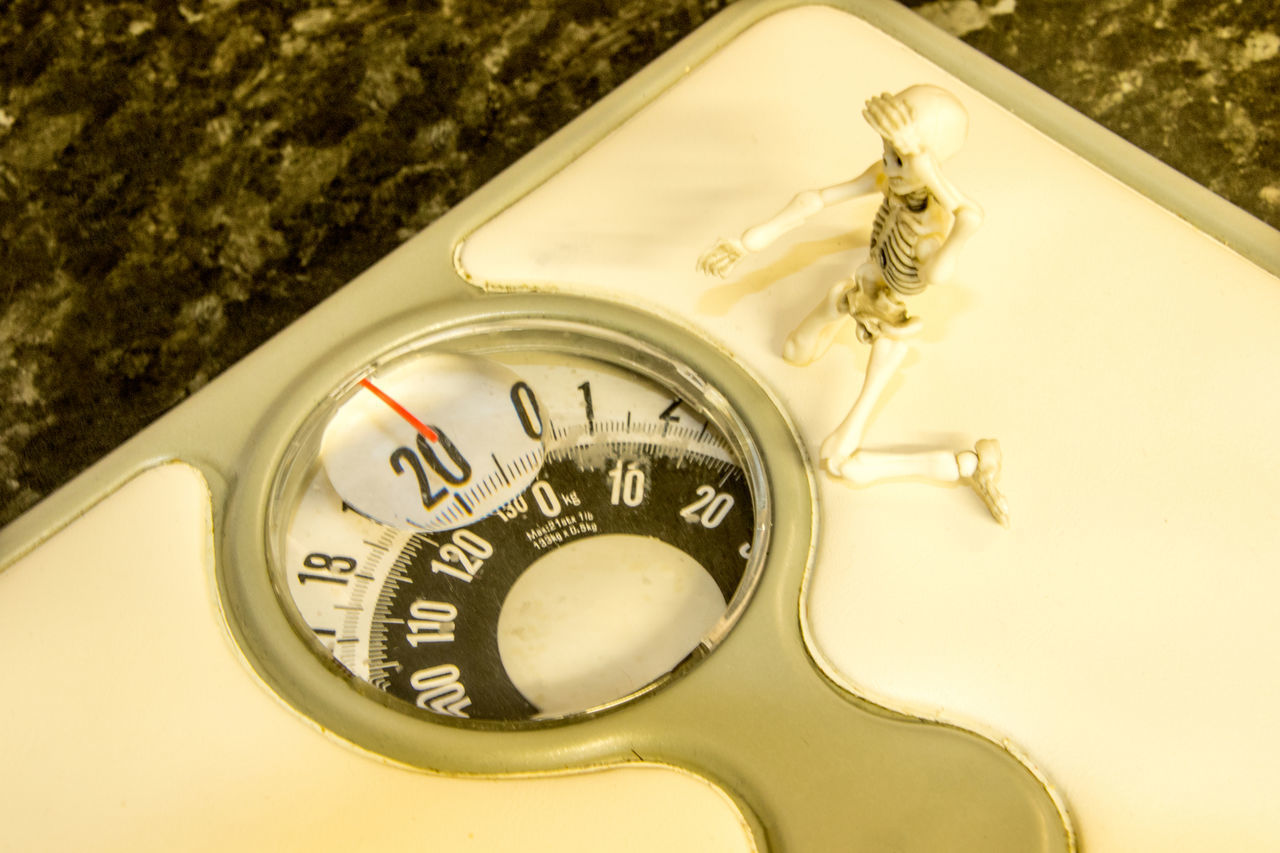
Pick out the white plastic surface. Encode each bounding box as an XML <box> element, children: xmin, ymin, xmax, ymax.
<box><xmin>460</xmin><ymin>7</ymin><xmax>1280</xmax><ymax>851</ymax></box>
<box><xmin>0</xmin><ymin>463</ymin><xmax>752</xmax><ymax>851</ymax></box>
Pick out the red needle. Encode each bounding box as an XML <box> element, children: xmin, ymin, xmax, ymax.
<box><xmin>359</xmin><ymin>378</ymin><xmax>439</xmax><ymax>442</ymax></box>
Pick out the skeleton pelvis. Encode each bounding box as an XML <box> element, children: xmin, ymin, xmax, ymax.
<box><xmin>841</xmin><ymin>271</ymin><xmax>923</xmax><ymax>342</ymax></box>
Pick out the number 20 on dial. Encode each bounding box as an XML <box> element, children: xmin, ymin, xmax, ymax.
<box><xmin>320</xmin><ymin>352</ymin><xmax>547</xmax><ymax>532</ymax></box>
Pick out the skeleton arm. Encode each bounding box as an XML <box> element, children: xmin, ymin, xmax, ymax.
<box><xmin>743</xmin><ymin>164</ymin><xmax>882</xmax><ymax>250</ymax></box>
<box><xmin>697</xmin><ymin>163</ymin><xmax>882</xmax><ymax>278</ymax></box>
<box><xmin>911</xmin><ymin>151</ymin><xmax>984</xmax><ymax>287</ymax></box>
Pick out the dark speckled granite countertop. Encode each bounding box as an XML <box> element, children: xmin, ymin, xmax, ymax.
<box><xmin>1</xmin><ymin>0</ymin><xmax>1277</xmax><ymax>525</ymax></box>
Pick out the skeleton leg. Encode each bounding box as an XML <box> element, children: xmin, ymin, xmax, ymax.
<box><xmin>962</xmin><ymin>439</ymin><xmax>1010</xmax><ymax>526</ymax></box>
<box><xmin>819</xmin><ymin>334</ymin><xmax>911</xmax><ymax>465</ymax></box>
<box><xmin>834</xmin><ymin>448</ymin><xmax>960</xmax><ymax>483</ymax></box>
<box><xmin>782</xmin><ymin>278</ymin><xmax>854</xmax><ymax>366</ymax></box>
<box><xmin>832</xmin><ymin>438</ymin><xmax>1010</xmax><ymax>526</ymax></box>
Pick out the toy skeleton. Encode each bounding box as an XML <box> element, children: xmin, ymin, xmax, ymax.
<box><xmin>698</xmin><ymin>84</ymin><xmax>1008</xmax><ymax>525</ymax></box>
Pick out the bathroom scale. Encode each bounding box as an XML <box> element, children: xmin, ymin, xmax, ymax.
<box><xmin>3</xmin><ymin>1</ymin><xmax>1279</xmax><ymax>850</ymax></box>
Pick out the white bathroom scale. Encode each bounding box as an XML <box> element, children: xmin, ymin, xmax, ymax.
<box><xmin>3</xmin><ymin>1</ymin><xmax>1278</xmax><ymax>850</ymax></box>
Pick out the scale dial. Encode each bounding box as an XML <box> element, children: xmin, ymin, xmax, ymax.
<box><xmin>269</xmin><ymin>321</ymin><xmax>766</xmax><ymax>723</ymax></box>
<box><xmin>319</xmin><ymin>352</ymin><xmax>546</xmax><ymax>532</ymax></box>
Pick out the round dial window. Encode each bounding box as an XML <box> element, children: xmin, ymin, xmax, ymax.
<box><xmin>266</xmin><ymin>318</ymin><xmax>768</xmax><ymax>723</ymax></box>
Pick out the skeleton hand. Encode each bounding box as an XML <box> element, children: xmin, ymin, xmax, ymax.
<box><xmin>919</xmin><ymin>252</ymin><xmax>957</xmax><ymax>288</ymax></box>
<box><xmin>863</xmin><ymin>92</ymin><xmax>924</xmax><ymax>156</ymax></box>
<box><xmin>916</xmin><ymin>235</ymin><xmax>956</xmax><ymax>287</ymax></box>
<box><xmin>697</xmin><ymin>237</ymin><xmax>747</xmax><ymax>278</ymax></box>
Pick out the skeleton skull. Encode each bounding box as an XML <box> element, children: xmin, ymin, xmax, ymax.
<box><xmin>864</xmin><ymin>84</ymin><xmax>969</xmax><ymax>164</ymax></box>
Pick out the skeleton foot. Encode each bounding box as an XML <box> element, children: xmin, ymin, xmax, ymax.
<box><xmin>959</xmin><ymin>438</ymin><xmax>1010</xmax><ymax>527</ymax></box>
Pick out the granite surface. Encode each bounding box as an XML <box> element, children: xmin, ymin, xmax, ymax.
<box><xmin>1</xmin><ymin>0</ymin><xmax>1277</xmax><ymax>526</ymax></box>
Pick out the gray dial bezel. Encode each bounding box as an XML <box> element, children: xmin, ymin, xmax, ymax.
<box><xmin>219</xmin><ymin>292</ymin><xmax>815</xmax><ymax>760</ymax></box>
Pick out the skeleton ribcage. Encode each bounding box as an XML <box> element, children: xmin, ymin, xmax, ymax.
<box><xmin>870</xmin><ymin>189</ymin><xmax>931</xmax><ymax>296</ymax></box>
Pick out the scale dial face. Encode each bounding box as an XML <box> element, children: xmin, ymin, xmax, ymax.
<box><xmin>318</xmin><ymin>352</ymin><xmax>546</xmax><ymax>532</ymax></box>
<box><xmin>268</xmin><ymin>321</ymin><xmax>766</xmax><ymax>723</ymax></box>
